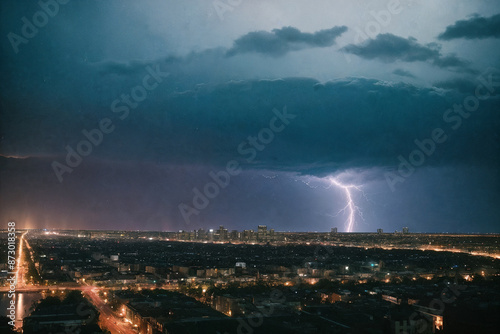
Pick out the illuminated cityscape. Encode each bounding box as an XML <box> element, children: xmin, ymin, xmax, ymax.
<box><xmin>1</xmin><ymin>228</ymin><xmax>500</xmax><ymax>333</ymax></box>
<box><xmin>1</xmin><ymin>0</ymin><xmax>500</xmax><ymax>333</ymax></box>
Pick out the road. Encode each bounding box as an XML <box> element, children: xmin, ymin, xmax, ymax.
<box><xmin>81</xmin><ymin>284</ymin><xmax>136</xmax><ymax>334</ymax></box>
<box><xmin>16</xmin><ymin>232</ymin><xmax>27</xmax><ymax>289</ymax></box>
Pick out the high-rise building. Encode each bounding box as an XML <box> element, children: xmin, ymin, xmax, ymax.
<box><xmin>331</xmin><ymin>227</ymin><xmax>338</xmax><ymax>234</ymax></box>
<box><xmin>403</xmin><ymin>227</ymin><xmax>409</xmax><ymax>234</ymax></box>
<box><xmin>258</xmin><ymin>225</ymin><xmax>267</xmax><ymax>241</ymax></box>
<box><xmin>218</xmin><ymin>225</ymin><xmax>228</xmax><ymax>241</ymax></box>
<box><xmin>248</xmin><ymin>229</ymin><xmax>255</xmax><ymax>242</ymax></box>
<box><xmin>269</xmin><ymin>228</ymin><xmax>275</xmax><ymax>241</ymax></box>
<box><xmin>242</xmin><ymin>230</ymin><xmax>248</xmax><ymax>241</ymax></box>
<box><xmin>197</xmin><ymin>228</ymin><xmax>206</xmax><ymax>240</ymax></box>
<box><xmin>377</xmin><ymin>228</ymin><xmax>383</xmax><ymax>234</ymax></box>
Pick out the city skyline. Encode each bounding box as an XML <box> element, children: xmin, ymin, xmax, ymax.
<box><xmin>11</xmin><ymin>226</ymin><xmax>500</xmax><ymax>235</ymax></box>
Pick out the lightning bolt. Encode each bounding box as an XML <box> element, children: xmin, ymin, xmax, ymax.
<box><xmin>328</xmin><ymin>177</ymin><xmax>363</xmax><ymax>233</ymax></box>
<box><xmin>285</xmin><ymin>173</ymin><xmax>365</xmax><ymax>233</ymax></box>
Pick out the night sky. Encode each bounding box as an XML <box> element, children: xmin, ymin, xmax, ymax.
<box><xmin>1</xmin><ymin>0</ymin><xmax>500</xmax><ymax>233</ymax></box>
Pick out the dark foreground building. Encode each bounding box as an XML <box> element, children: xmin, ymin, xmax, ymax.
<box><xmin>23</xmin><ymin>291</ymin><xmax>103</xmax><ymax>334</ymax></box>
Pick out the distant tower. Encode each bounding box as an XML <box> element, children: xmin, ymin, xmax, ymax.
<box><xmin>258</xmin><ymin>225</ymin><xmax>267</xmax><ymax>242</ymax></box>
<box><xmin>403</xmin><ymin>227</ymin><xmax>409</xmax><ymax>234</ymax></box>
<box><xmin>330</xmin><ymin>227</ymin><xmax>338</xmax><ymax>240</ymax></box>
<box><xmin>218</xmin><ymin>225</ymin><xmax>228</xmax><ymax>241</ymax></box>
<box><xmin>197</xmin><ymin>228</ymin><xmax>206</xmax><ymax>240</ymax></box>
<box><xmin>377</xmin><ymin>228</ymin><xmax>383</xmax><ymax>234</ymax></box>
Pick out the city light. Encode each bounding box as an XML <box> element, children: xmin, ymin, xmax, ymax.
<box><xmin>11</xmin><ymin>229</ymin><xmax>498</xmax><ymax>333</ymax></box>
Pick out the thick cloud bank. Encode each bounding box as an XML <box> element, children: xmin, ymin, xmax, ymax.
<box><xmin>3</xmin><ymin>76</ymin><xmax>500</xmax><ymax>175</ymax></box>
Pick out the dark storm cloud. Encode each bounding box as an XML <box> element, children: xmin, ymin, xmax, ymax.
<box><xmin>1</xmin><ymin>14</ymin><xmax>497</xmax><ymax>175</ymax></box>
<box><xmin>226</xmin><ymin>26</ymin><xmax>347</xmax><ymax>57</ymax></box>
<box><xmin>342</xmin><ymin>33</ymin><xmax>473</xmax><ymax>71</ymax></box>
<box><xmin>438</xmin><ymin>14</ymin><xmax>500</xmax><ymax>40</ymax></box>
<box><xmin>343</xmin><ymin>34</ymin><xmax>436</xmax><ymax>62</ymax></box>
<box><xmin>393</xmin><ymin>69</ymin><xmax>416</xmax><ymax>78</ymax></box>
<box><xmin>6</xmin><ymin>77</ymin><xmax>498</xmax><ymax>176</ymax></box>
